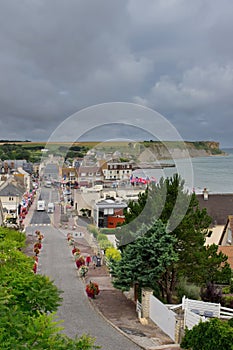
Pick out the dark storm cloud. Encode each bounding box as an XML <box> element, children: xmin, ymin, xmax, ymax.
<box><xmin>0</xmin><ymin>0</ymin><xmax>233</xmax><ymax>146</ymax></box>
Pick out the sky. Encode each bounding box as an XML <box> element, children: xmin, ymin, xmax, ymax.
<box><xmin>0</xmin><ymin>0</ymin><xmax>233</xmax><ymax>147</ymax></box>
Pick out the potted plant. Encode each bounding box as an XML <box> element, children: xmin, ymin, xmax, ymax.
<box><xmin>34</xmin><ymin>247</ymin><xmax>40</xmax><ymax>256</ymax></box>
<box><xmin>79</xmin><ymin>265</ymin><xmax>88</xmax><ymax>278</ymax></box>
<box><xmin>75</xmin><ymin>256</ymin><xmax>85</xmax><ymax>269</ymax></box>
<box><xmin>32</xmin><ymin>261</ymin><xmax>38</xmax><ymax>273</ymax></box>
<box><xmin>72</xmin><ymin>246</ymin><xmax>80</xmax><ymax>255</ymax></box>
<box><xmin>74</xmin><ymin>251</ymin><xmax>81</xmax><ymax>261</ymax></box>
<box><xmin>86</xmin><ymin>281</ymin><xmax>99</xmax><ymax>299</ymax></box>
<box><xmin>34</xmin><ymin>242</ymin><xmax>42</xmax><ymax>250</ymax></box>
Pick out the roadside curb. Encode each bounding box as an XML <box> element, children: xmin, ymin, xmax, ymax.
<box><xmin>79</xmin><ymin>273</ymin><xmax>145</xmax><ymax>350</ymax></box>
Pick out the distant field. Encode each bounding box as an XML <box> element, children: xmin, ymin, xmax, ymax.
<box><xmin>0</xmin><ymin>141</ymin><xmax>134</xmax><ymax>148</ymax></box>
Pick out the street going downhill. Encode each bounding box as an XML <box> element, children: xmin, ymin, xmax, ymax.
<box><xmin>36</xmin><ymin>225</ymin><xmax>142</xmax><ymax>350</ymax></box>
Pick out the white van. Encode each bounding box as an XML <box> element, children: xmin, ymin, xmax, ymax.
<box><xmin>37</xmin><ymin>200</ymin><xmax>45</xmax><ymax>211</ymax></box>
<box><xmin>47</xmin><ymin>202</ymin><xmax>55</xmax><ymax>213</ymax></box>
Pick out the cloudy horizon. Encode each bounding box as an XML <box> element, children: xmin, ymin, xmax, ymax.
<box><xmin>0</xmin><ymin>1</ymin><xmax>233</xmax><ymax>147</ymax></box>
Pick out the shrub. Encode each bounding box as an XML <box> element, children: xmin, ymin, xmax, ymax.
<box><xmin>97</xmin><ymin>234</ymin><xmax>108</xmax><ymax>242</ymax></box>
<box><xmin>222</xmin><ymin>295</ymin><xmax>233</xmax><ymax>308</ymax></box>
<box><xmin>222</xmin><ymin>286</ymin><xmax>230</xmax><ymax>294</ymax></box>
<box><xmin>181</xmin><ymin>318</ymin><xmax>233</xmax><ymax>350</ymax></box>
<box><xmin>98</xmin><ymin>239</ymin><xmax>113</xmax><ymax>251</ymax></box>
<box><xmin>201</xmin><ymin>282</ymin><xmax>222</xmax><ymax>303</ymax></box>
<box><xmin>176</xmin><ymin>277</ymin><xmax>200</xmax><ymax>302</ymax></box>
<box><xmin>87</xmin><ymin>225</ymin><xmax>99</xmax><ymax>238</ymax></box>
<box><xmin>105</xmin><ymin>247</ymin><xmax>121</xmax><ymax>262</ymax></box>
<box><xmin>100</xmin><ymin>228</ymin><xmax>117</xmax><ymax>235</ymax></box>
<box><xmin>228</xmin><ymin>318</ymin><xmax>233</xmax><ymax>327</ymax></box>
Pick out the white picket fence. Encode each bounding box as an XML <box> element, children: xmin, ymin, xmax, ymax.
<box><xmin>182</xmin><ymin>296</ymin><xmax>220</xmax><ymax>318</ymax></box>
<box><xmin>184</xmin><ymin>308</ymin><xmax>207</xmax><ymax>330</ymax></box>
<box><xmin>182</xmin><ymin>296</ymin><xmax>233</xmax><ymax>329</ymax></box>
<box><xmin>147</xmin><ymin>294</ymin><xmax>233</xmax><ymax>340</ymax></box>
<box><xmin>220</xmin><ymin>306</ymin><xmax>233</xmax><ymax>319</ymax></box>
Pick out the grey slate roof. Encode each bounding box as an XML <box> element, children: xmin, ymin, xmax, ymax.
<box><xmin>0</xmin><ymin>182</ymin><xmax>25</xmax><ymax>197</ymax></box>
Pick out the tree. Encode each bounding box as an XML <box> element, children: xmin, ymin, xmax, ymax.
<box><xmin>123</xmin><ymin>188</ymin><xmax>149</xmax><ymax>225</ymax></box>
<box><xmin>115</xmin><ymin>174</ymin><xmax>230</xmax><ymax>303</ymax></box>
<box><xmin>0</xmin><ymin>228</ymin><xmax>98</xmax><ymax>349</ymax></box>
<box><xmin>0</xmin><ymin>310</ymin><xmax>99</xmax><ymax>349</ymax></box>
<box><xmin>111</xmin><ymin>220</ymin><xmax>178</xmax><ymax>292</ymax></box>
<box><xmin>181</xmin><ymin>318</ymin><xmax>233</xmax><ymax>350</ymax></box>
<box><xmin>151</xmin><ymin>175</ymin><xmax>230</xmax><ymax>302</ymax></box>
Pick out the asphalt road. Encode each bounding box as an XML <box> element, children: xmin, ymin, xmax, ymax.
<box><xmin>37</xmin><ymin>226</ymin><xmax>141</xmax><ymax>350</ymax></box>
<box><xmin>31</xmin><ymin>185</ymin><xmax>59</xmax><ymax>225</ymax></box>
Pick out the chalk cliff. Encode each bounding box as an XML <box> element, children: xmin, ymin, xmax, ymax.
<box><xmin>139</xmin><ymin>141</ymin><xmax>225</xmax><ymax>161</ymax></box>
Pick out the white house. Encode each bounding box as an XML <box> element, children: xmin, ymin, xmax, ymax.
<box><xmin>0</xmin><ymin>181</ymin><xmax>25</xmax><ymax>224</ymax></box>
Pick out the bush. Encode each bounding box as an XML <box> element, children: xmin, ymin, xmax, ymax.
<box><xmin>100</xmin><ymin>228</ymin><xmax>117</xmax><ymax>235</ymax></box>
<box><xmin>176</xmin><ymin>277</ymin><xmax>200</xmax><ymax>302</ymax></box>
<box><xmin>222</xmin><ymin>286</ymin><xmax>231</xmax><ymax>294</ymax></box>
<box><xmin>98</xmin><ymin>239</ymin><xmax>113</xmax><ymax>251</ymax></box>
<box><xmin>181</xmin><ymin>318</ymin><xmax>233</xmax><ymax>350</ymax></box>
<box><xmin>201</xmin><ymin>282</ymin><xmax>222</xmax><ymax>303</ymax></box>
<box><xmin>97</xmin><ymin>234</ymin><xmax>108</xmax><ymax>242</ymax></box>
<box><xmin>86</xmin><ymin>225</ymin><xmax>99</xmax><ymax>238</ymax></box>
<box><xmin>105</xmin><ymin>247</ymin><xmax>121</xmax><ymax>262</ymax></box>
<box><xmin>228</xmin><ymin>318</ymin><xmax>233</xmax><ymax>327</ymax></box>
<box><xmin>222</xmin><ymin>295</ymin><xmax>233</xmax><ymax>308</ymax></box>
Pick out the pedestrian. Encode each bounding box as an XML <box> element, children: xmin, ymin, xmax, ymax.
<box><xmin>92</xmin><ymin>254</ymin><xmax>97</xmax><ymax>269</ymax></box>
<box><xmin>86</xmin><ymin>255</ymin><xmax>91</xmax><ymax>266</ymax></box>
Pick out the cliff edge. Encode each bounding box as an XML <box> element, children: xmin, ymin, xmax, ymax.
<box><xmin>139</xmin><ymin>141</ymin><xmax>225</xmax><ymax>161</ymax></box>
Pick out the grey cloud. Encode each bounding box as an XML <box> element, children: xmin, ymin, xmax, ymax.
<box><xmin>0</xmin><ymin>0</ymin><xmax>232</xmax><ymax>146</ymax></box>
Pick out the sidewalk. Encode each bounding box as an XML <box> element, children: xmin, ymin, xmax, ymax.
<box><xmin>62</xmin><ymin>215</ymin><xmax>181</xmax><ymax>350</ymax></box>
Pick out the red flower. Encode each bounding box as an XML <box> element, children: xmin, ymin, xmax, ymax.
<box><xmin>75</xmin><ymin>256</ymin><xmax>85</xmax><ymax>269</ymax></box>
<box><xmin>32</xmin><ymin>262</ymin><xmax>37</xmax><ymax>273</ymax></box>
<box><xmin>34</xmin><ymin>242</ymin><xmax>42</xmax><ymax>250</ymax></box>
<box><xmin>34</xmin><ymin>247</ymin><xmax>40</xmax><ymax>255</ymax></box>
<box><xmin>72</xmin><ymin>247</ymin><xmax>80</xmax><ymax>255</ymax></box>
<box><xmin>86</xmin><ymin>281</ymin><xmax>100</xmax><ymax>299</ymax></box>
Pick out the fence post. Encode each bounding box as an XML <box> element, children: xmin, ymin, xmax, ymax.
<box><xmin>175</xmin><ymin>314</ymin><xmax>184</xmax><ymax>344</ymax></box>
<box><xmin>141</xmin><ymin>287</ymin><xmax>153</xmax><ymax>318</ymax></box>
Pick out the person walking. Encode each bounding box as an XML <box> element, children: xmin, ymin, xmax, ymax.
<box><xmin>86</xmin><ymin>255</ymin><xmax>91</xmax><ymax>266</ymax></box>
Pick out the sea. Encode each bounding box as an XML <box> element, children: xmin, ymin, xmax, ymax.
<box><xmin>133</xmin><ymin>148</ymin><xmax>233</xmax><ymax>194</ymax></box>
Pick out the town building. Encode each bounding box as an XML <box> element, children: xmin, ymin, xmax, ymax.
<box><xmin>0</xmin><ymin>180</ymin><xmax>25</xmax><ymax>224</ymax></box>
<box><xmin>77</xmin><ymin>166</ymin><xmax>104</xmax><ymax>187</ymax></box>
<box><xmin>93</xmin><ymin>197</ymin><xmax>127</xmax><ymax>228</ymax></box>
<box><xmin>102</xmin><ymin>161</ymin><xmax>133</xmax><ymax>181</ymax></box>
